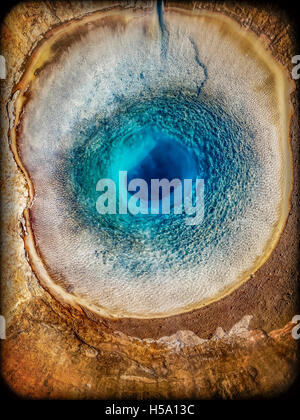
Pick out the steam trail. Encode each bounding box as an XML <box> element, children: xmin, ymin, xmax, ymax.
<box><xmin>156</xmin><ymin>0</ymin><xmax>169</xmax><ymax>59</ymax></box>
<box><xmin>155</xmin><ymin>1</ymin><xmax>207</xmax><ymax>95</ymax></box>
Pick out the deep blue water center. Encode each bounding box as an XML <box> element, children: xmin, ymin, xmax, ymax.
<box><xmin>126</xmin><ymin>127</ymin><xmax>198</xmax><ymax>204</ymax></box>
<box><xmin>128</xmin><ymin>129</ymin><xmax>196</xmax><ymax>186</ymax></box>
<box><xmin>64</xmin><ymin>92</ymin><xmax>259</xmax><ymax>275</ymax></box>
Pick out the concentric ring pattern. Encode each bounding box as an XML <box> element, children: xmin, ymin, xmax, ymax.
<box><xmin>13</xmin><ymin>6</ymin><xmax>293</xmax><ymax>318</ymax></box>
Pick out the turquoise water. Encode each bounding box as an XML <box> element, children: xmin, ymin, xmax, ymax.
<box><xmin>54</xmin><ymin>2</ymin><xmax>260</xmax><ymax>280</ymax></box>
<box><xmin>60</xmin><ymin>91</ymin><xmax>260</xmax><ymax>277</ymax></box>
